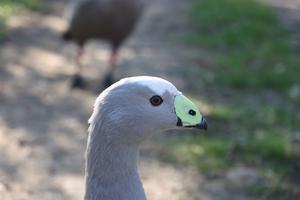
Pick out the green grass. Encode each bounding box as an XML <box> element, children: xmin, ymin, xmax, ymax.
<box><xmin>246</xmin><ymin>178</ymin><xmax>286</xmax><ymax>197</ymax></box>
<box><xmin>161</xmin><ymin>136</ymin><xmax>232</xmax><ymax>173</ymax></box>
<box><xmin>0</xmin><ymin>0</ymin><xmax>40</xmax><ymax>18</ymax></box>
<box><xmin>163</xmin><ymin>127</ymin><xmax>297</xmax><ymax>197</ymax></box>
<box><xmin>166</xmin><ymin>0</ymin><xmax>300</xmax><ymax>198</ymax></box>
<box><xmin>188</xmin><ymin>0</ymin><xmax>300</xmax><ymax>90</ymax></box>
<box><xmin>0</xmin><ymin>0</ymin><xmax>40</xmax><ymax>40</ymax></box>
<box><xmin>164</xmin><ymin>0</ymin><xmax>300</xmax><ymax>191</ymax></box>
<box><xmin>162</xmin><ymin>95</ymin><xmax>300</xmax><ymax>197</ymax></box>
<box><xmin>177</xmin><ymin>2</ymin><xmax>300</xmax><ymax>195</ymax></box>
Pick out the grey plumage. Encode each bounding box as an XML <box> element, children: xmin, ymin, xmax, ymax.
<box><xmin>63</xmin><ymin>0</ymin><xmax>144</xmax><ymax>87</ymax></box>
<box><xmin>65</xmin><ymin>0</ymin><xmax>143</xmax><ymax>49</ymax></box>
<box><xmin>85</xmin><ymin>76</ymin><xmax>207</xmax><ymax>200</ymax></box>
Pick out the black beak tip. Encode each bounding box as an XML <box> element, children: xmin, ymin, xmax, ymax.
<box><xmin>196</xmin><ymin>118</ymin><xmax>208</xmax><ymax>130</ymax></box>
<box><xmin>177</xmin><ymin>117</ymin><xmax>208</xmax><ymax>130</ymax></box>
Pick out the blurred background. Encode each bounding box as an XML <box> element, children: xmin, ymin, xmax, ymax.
<box><xmin>0</xmin><ymin>0</ymin><xmax>300</xmax><ymax>199</ymax></box>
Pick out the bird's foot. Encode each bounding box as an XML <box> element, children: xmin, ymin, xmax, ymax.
<box><xmin>103</xmin><ymin>73</ymin><xmax>115</xmax><ymax>88</ymax></box>
<box><xmin>71</xmin><ymin>74</ymin><xmax>86</xmax><ymax>89</ymax></box>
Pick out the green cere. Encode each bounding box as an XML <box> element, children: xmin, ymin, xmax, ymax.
<box><xmin>174</xmin><ymin>95</ymin><xmax>202</xmax><ymax>126</ymax></box>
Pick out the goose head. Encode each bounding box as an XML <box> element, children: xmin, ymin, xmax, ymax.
<box><xmin>89</xmin><ymin>76</ymin><xmax>207</xmax><ymax>144</ymax></box>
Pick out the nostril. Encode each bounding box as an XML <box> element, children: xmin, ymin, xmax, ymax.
<box><xmin>188</xmin><ymin>109</ymin><xmax>196</xmax><ymax>116</ymax></box>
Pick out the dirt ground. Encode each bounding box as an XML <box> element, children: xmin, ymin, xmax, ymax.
<box><xmin>0</xmin><ymin>0</ymin><xmax>298</xmax><ymax>200</ymax></box>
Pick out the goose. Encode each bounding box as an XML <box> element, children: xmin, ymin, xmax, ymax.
<box><xmin>62</xmin><ymin>0</ymin><xmax>144</xmax><ymax>88</ymax></box>
<box><xmin>86</xmin><ymin>76</ymin><xmax>207</xmax><ymax>200</ymax></box>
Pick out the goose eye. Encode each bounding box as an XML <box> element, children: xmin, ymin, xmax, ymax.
<box><xmin>150</xmin><ymin>95</ymin><xmax>163</xmax><ymax>106</ymax></box>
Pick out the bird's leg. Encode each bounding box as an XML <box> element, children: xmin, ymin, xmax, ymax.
<box><xmin>109</xmin><ymin>49</ymin><xmax>118</xmax><ymax>70</ymax></box>
<box><xmin>103</xmin><ymin>49</ymin><xmax>118</xmax><ymax>87</ymax></box>
<box><xmin>71</xmin><ymin>46</ymin><xmax>86</xmax><ymax>88</ymax></box>
<box><xmin>75</xmin><ymin>47</ymin><xmax>84</xmax><ymax>72</ymax></box>
<box><xmin>0</xmin><ymin>82</ymin><xmax>3</xmax><ymax>96</ymax></box>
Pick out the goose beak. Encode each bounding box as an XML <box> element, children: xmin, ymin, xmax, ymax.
<box><xmin>175</xmin><ymin>94</ymin><xmax>207</xmax><ymax>130</ymax></box>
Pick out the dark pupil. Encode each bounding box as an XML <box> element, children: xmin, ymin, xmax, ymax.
<box><xmin>153</xmin><ymin>97</ymin><xmax>160</xmax><ymax>104</ymax></box>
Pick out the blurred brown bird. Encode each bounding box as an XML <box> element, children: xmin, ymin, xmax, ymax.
<box><xmin>62</xmin><ymin>0</ymin><xmax>144</xmax><ymax>88</ymax></box>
